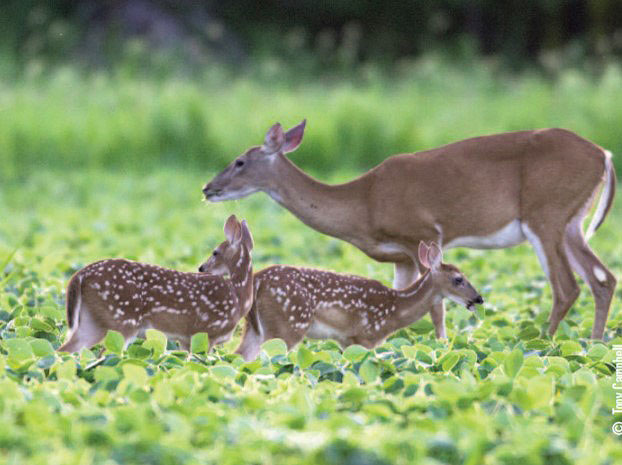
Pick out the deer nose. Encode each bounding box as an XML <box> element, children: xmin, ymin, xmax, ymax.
<box><xmin>474</xmin><ymin>295</ymin><xmax>484</xmax><ymax>305</ymax></box>
<box><xmin>198</xmin><ymin>264</ymin><xmax>206</xmax><ymax>272</ymax></box>
<box><xmin>202</xmin><ymin>184</ymin><xmax>211</xmax><ymax>195</ymax></box>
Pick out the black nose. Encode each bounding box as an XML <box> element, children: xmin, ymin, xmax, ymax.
<box><xmin>198</xmin><ymin>265</ymin><xmax>206</xmax><ymax>272</ymax></box>
<box><xmin>475</xmin><ymin>295</ymin><xmax>484</xmax><ymax>304</ymax></box>
<box><xmin>202</xmin><ymin>185</ymin><xmax>210</xmax><ymax>195</ymax></box>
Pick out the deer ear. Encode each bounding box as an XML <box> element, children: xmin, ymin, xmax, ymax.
<box><xmin>418</xmin><ymin>241</ymin><xmax>430</xmax><ymax>269</ymax></box>
<box><xmin>264</xmin><ymin>123</ymin><xmax>285</xmax><ymax>152</ymax></box>
<box><xmin>240</xmin><ymin>220</ymin><xmax>254</xmax><ymax>251</ymax></box>
<box><xmin>223</xmin><ymin>215</ymin><xmax>239</xmax><ymax>243</ymax></box>
<box><xmin>283</xmin><ymin>119</ymin><xmax>306</xmax><ymax>153</ymax></box>
<box><xmin>427</xmin><ymin>242</ymin><xmax>443</xmax><ymax>270</ymax></box>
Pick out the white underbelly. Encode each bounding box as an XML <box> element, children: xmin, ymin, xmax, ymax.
<box><xmin>306</xmin><ymin>320</ymin><xmax>346</xmax><ymax>341</ymax></box>
<box><xmin>444</xmin><ymin>219</ymin><xmax>526</xmax><ymax>250</ymax></box>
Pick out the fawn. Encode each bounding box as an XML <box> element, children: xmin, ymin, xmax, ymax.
<box><xmin>200</xmin><ymin>241</ymin><xmax>483</xmax><ymax>361</ymax></box>
<box><xmin>58</xmin><ymin>215</ymin><xmax>254</xmax><ymax>352</ymax></box>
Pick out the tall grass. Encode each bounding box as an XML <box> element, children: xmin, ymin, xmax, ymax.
<box><xmin>1</xmin><ymin>60</ymin><xmax>622</xmax><ymax>179</ymax></box>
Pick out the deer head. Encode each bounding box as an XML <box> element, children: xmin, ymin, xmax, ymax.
<box><xmin>418</xmin><ymin>241</ymin><xmax>483</xmax><ymax>311</ymax></box>
<box><xmin>199</xmin><ymin>216</ymin><xmax>254</xmax><ymax>275</ymax></box>
<box><xmin>202</xmin><ymin>120</ymin><xmax>306</xmax><ymax>201</ymax></box>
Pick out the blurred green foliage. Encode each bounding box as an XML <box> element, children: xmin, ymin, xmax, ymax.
<box><xmin>0</xmin><ymin>169</ymin><xmax>621</xmax><ymax>463</ymax></box>
<box><xmin>1</xmin><ymin>59</ymin><xmax>622</xmax><ymax>180</ymax></box>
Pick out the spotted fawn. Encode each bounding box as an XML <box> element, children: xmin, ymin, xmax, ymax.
<box><xmin>58</xmin><ymin>215</ymin><xmax>254</xmax><ymax>352</ymax></box>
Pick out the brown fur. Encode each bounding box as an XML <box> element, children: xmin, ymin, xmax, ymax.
<box><xmin>203</xmin><ymin>242</ymin><xmax>483</xmax><ymax>361</ymax></box>
<box><xmin>58</xmin><ymin>216</ymin><xmax>254</xmax><ymax>352</ymax></box>
<box><xmin>204</xmin><ymin>123</ymin><xmax>616</xmax><ymax>338</ymax></box>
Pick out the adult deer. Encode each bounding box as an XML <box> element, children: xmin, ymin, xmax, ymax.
<box><xmin>58</xmin><ymin>215</ymin><xmax>254</xmax><ymax>352</ymax></box>
<box><xmin>201</xmin><ymin>241</ymin><xmax>483</xmax><ymax>361</ymax></box>
<box><xmin>203</xmin><ymin>121</ymin><xmax>617</xmax><ymax>339</ymax></box>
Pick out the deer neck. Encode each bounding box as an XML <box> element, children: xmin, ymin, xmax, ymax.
<box><xmin>227</xmin><ymin>247</ymin><xmax>254</xmax><ymax>319</ymax></box>
<box><xmin>264</xmin><ymin>155</ymin><xmax>368</xmax><ymax>241</ymax></box>
<box><xmin>391</xmin><ymin>272</ymin><xmax>439</xmax><ymax>330</ymax></box>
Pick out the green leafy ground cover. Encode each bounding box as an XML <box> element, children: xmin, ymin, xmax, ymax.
<box><xmin>0</xmin><ymin>169</ymin><xmax>621</xmax><ymax>464</ymax></box>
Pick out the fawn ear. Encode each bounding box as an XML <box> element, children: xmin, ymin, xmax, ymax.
<box><xmin>427</xmin><ymin>242</ymin><xmax>443</xmax><ymax>270</ymax></box>
<box><xmin>418</xmin><ymin>241</ymin><xmax>430</xmax><ymax>269</ymax></box>
<box><xmin>264</xmin><ymin>123</ymin><xmax>285</xmax><ymax>152</ymax></box>
<box><xmin>283</xmin><ymin>119</ymin><xmax>306</xmax><ymax>153</ymax></box>
<box><xmin>223</xmin><ymin>215</ymin><xmax>240</xmax><ymax>244</ymax></box>
<box><xmin>240</xmin><ymin>220</ymin><xmax>254</xmax><ymax>251</ymax></box>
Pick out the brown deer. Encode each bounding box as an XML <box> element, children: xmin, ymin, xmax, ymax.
<box><xmin>203</xmin><ymin>121</ymin><xmax>616</xmax><ymax>339</ymax></box>
<box><xmin>58</xmin><ymin>215</ymin><xmax>254</xmax><ymax>352</ymax></box>
<box><xmin>200</xmin><ymin>241</ymin><xmax>483</xmax><ymax>361</ymax></box>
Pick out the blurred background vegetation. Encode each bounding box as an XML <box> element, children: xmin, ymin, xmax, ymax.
<box><xmin>1</xmin><ymin>0</ymin><xmax>621</xmax><ymax>179</ymax></box>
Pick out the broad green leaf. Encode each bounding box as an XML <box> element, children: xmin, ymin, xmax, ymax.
<box><xmin>30</xmin><ymin>339</ymin><xmax>55</xmax><ymax>357</ymax></box>
<box><xmin>586</xmin><ymin>344</ymin><xmax>607</xmax><ymax>361</ymax></box>
<box><xmin>410</xmin><ymin>319</ymin><xmax>435</xmax><ymax>335</ymax></box>
<box><xmin>56</xmin><ymin>359</ymin><xmax>76</xmax><ymax>380</ymax></box>
<box><xmin>359</xmin><ymin>359</ymin><xmax>380</xmax><ymax>383</ymax></box>
<box><xmin>342</xmin><ymin>345</ymin><xmax>368</xmax><ymax>363</ymax></box>
<box><xmin>104</xmin><ymin>330</ymin><xmax>125</xmax><ymax>355</ymax></box>
<box><xmin>296</xmin><ymin>345</ymin><xmax>315</xmax><ymax>369</ymax></box>
<box><xmin>143</xmin><ymin>329</ymin><xmax>167</xmax><ymax>357</ymax></box>
<box><xmin>560</xmin><ymin>341</ymin><xmax>583</xmax><ymax>356</ymax></box>
<box><xmin>504</xmin><ymin>349</ymin><xmax>523</xmax><ymax>378</ymax></box>
<box><xmin>30</xmin><ymin>318</ymin><xmax>54</xmax><ymax>332</ymax></box>
<box><xmin>517</xmin><ymin>326</ymin><xmax>540</xmax><ymax>340</ymax></box>
<box><xmin>211</xmin><ymin>365</ymin><xmax>237</xmax><ymax>379</ymax></box>
<box><xmin>261</xmin><ymin>338</ymin><xmax>287</xmax><ymax>357</ymax></box>
<box><xmin>5</xmin><ymin>338</ymin><xmax>34</xmax><ymax>364</ymax></box>
<box><xmin>122</xmin><ymin>364</ymin><xmax>148</xmax><ymax>385</ymax></box>
<box><xmin>402</xmin><ymin>345</ymin><xmax>417</xmax><ymax>360</ymax></box>
<box><xmin>525</xmin><ymin>339</ymin><xmax>551</xmax><ymax>350</ymax></box>
<box><xmin>190</xmin><ymin>332</ymin><xmax>209</xmax><ymax>354</ymax></box>
<box><xmin>94</xmin><ymin>366</ymin><xmax>120</xmax><ymax>383</ymax></box>
<box><xmin>440</xmin><ymin>352</ymin><xmax>460</xmax><ymax>372</ymax></box>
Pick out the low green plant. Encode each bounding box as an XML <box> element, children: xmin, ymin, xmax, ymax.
<box><xmin>0</xmin><ymin>169</ymin><xmax>620</xmax><ymax>464</ymax></box>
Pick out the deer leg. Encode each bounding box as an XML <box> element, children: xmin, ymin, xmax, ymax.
<box><xmin>57</xmin><ymin>305</ymin><xmax>107</xmax><ymax>352</ymax></box>
<box><xmin>235</xmin><ymin>308</ymin><xmax>266</xmax><ymax>362</ymax></box>
<box><xmin>430</xmin><ymin>301</ymin><xmax>447</xmax><ymax>339</ymax></box>
<box><xmin>393</xmin><ymin>260</ymin><xmax>419</xmax><ymax>289</ymax></box>
<box><xmin>522</xmin><ymin>223</ymin><xmax>580</xmax><ymax>336</ymax></box>
<box><xmin>564</xmin><ymin>226</ymin><xmax>617</xmax><ymax>339</ymax></box>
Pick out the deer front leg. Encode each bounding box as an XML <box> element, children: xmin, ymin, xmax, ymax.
<box><xmin>430</xmin><ymin>301</ymin><xmax>447</xmax><ymax>339</ymax></box>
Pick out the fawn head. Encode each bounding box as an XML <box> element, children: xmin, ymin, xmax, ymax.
<box><xmin>198</xmin><ymin>215</ymin><xmax>254</xmax><ymax>275</ymax></box>
<box><xmin>203</xmin><ymin>120</ymin><xmax>306</xmax><ymax>201</ymax></box>
<box><xmin>418</xmin><ymin>241</ymin><xmax>483</xmax><ymax>311</ymax></box>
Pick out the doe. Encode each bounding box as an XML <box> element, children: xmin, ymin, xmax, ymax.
<box><xmin>201</xmin><ymin>241</ymin><xmax>483</xmax><ymax>361</ymax></box>
<box><xmin>58</xmin><ymin>215</ymin><xmax>254</xmax><ymax>352</ymax></box>
<box><xmin>203</xmin><ymin>121</ymin><xmax>616</xmax><ymax>339</ymax></box>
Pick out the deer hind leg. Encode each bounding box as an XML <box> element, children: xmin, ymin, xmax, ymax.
<box><xmin>235</xmin><ymin>301</ymin><xmax>266</xmax><ymax>361</ymax></box>
<box><xmin>564</xmin><ymin>226</ymin><xmax>616</xmax><ymax>339</ymax></box>
<box><xmin>58</xmin><ymin>304</ymin><xmax>107</xmax><ymax>352</ymax></box>
<box><xmin>522</xmin><ymin>222</ymin><xmax>580</xmax><ymax>336</ymax></box>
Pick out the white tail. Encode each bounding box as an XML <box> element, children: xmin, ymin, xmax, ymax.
<box><xmin>202</xmin><ymin>241</ymin><xmax>483</xmax><ymax>361</ymax></box>
<box><xmin>58</xmin><ymin>215</ymin><xmax>254</xmax><ymax>352</ymax></box>
<box><xmin>204</xmin><ymin>123</ymin><xmax>616</xmax><ymax>339</ymax></box>
<box><xmin>586</xmin><ymin>150</ymin><xmax>616</xmax><ymax>240</ymax></box>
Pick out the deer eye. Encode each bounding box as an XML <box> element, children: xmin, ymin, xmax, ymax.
<box><xmin>453</xmin><ymin>276</ymin><xmax>464</xmax><ymax>286</ymax></box>
<box><xmin>235</xmin><ymin>159</ymin><xmax>245</xmax><ymax>168</ymax></box>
